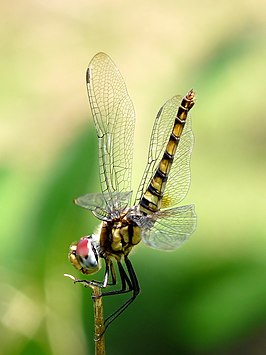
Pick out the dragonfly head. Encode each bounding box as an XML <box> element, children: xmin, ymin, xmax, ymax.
<box><xmin>69</xmin><ymin>235</ymin><xmax>101</xmax><ymax>275</ymax></box>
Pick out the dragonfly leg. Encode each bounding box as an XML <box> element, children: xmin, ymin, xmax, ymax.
<box><xmin>107</xmin><ymin>260</ymin><xmax>117</xmax><ymax>286</ymax></box>
<box><xmin>101</xmin><ymin>260</ymin><xmax>132</xmax><ymax>297</ymax></box>
<box><xmin>103</xmin><ymin>256</ymin><xmax>140</xmax><ymax>331</ymax></box>
<box><xmin>74</xmin><ymin>260</ymin><xmax>110</xmax><ymax>289</ymax></box>
<box><xmin>91</xmin><ymin>260</ymin><xmax>118</xmax><ymax>298</ymax></box>
<box><xmin>73</xmin><ymin>259</ymin><xmax>119</xmax><ymax>293</ymax></box>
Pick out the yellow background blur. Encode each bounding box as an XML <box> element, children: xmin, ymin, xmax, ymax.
<box><xmin>1</xmin><ymin>1</ymin><xmax>266</xmax><ymax>354</ymax></box>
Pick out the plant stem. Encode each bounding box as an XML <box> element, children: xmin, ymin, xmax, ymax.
<box><xmin>64</xmin><ymin>274</ymin><xmax>106</xmax><ymax>355</ymax></box>
<box><xmin>92</xmin><ymin>285</ymin><xmax>105</xmax><ymax>355</ymax></box>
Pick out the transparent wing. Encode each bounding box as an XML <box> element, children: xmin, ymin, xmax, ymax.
<box><xmin>74</xmin><ymin>191</ymin><xmax>132</xmax><ymax>221</ymax></box>
<box><xmin>135</xmin><ymin>95</ymin><xmax>194</xmax><ymax>208</ymax></box>
<box><xmin>137</xmin><ymin>204</ymin><xmax>196</xmax><ymax>250</ymax></box>
<box><xmin>87</xmin><ymin>52</ymin><xmax>135</xmax><ymax>210</ymax></box>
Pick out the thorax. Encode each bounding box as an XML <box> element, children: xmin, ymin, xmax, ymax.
<box><xmin>99</xmin><ymin>210</ymin><xmax>141</xmax><ymax>260</ymax></box>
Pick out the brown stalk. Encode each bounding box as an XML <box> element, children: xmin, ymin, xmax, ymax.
<box><xmin>64</xmin><ymin>274</ymin><xmax>105</xmax><ymax>355</ymax></box>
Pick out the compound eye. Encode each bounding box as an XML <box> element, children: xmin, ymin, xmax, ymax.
<box><xmin>76</xmin><ymin>236</ymin><xmax>98</xmax><ymax>270</ymax></box>
<box><xmin>76</xmin><ymin>237</ymin><xmax>90</xmax><ymax>258</ymax></box>
<box><xmin>69</xmin><ymin>235</ymin><xmax>100</xmax><ymax>275</ymax></box>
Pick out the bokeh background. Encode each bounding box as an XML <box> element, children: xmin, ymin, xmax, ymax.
<box><xmin>1</xmin><ymin>0</ymin><xmax>266</xmax><ymax>354</ymax></box>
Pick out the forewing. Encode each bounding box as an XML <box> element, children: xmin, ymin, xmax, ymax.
<box><xmin>139</xmin><ymin>204</ymin><xmax>196</xmax><ymax>250</ymax></box>
<box><xmin>74</xmin><ymin>191</ymin><xmax>133</xmax><ymax>221</ymax></box>
<box><xmin>87</xmin><ymin>53</ymin><xmax>135</xmax><ymax>210</ymax></box>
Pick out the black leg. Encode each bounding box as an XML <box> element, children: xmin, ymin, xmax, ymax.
<box><xmin>101</xmin><ymin>260</ymin><xmax>133</xmax><ymax>296</ymax></box>
<box><xmin>73</xmin><ymin>256</ymin><xmax>140</xmax><ymax>333</ymax></box>
<box><xmin>103</xmin><ymin>256</ymin><xmax>140</xmax><ymax>331</ymax></box>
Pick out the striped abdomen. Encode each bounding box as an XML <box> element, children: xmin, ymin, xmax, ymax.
<box><xmin>139</xmin><ymin>90</ymin><xmax>196</xmax><ymax>214</ymax></box>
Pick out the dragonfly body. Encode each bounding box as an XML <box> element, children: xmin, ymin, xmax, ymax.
<box><xmin>99</xmin><ymin>209</ymin><xmax>141</xmax><ymax>258</ymax></box>
<box><xmin>68</xmin><ymin>52</ymin><xmax>196</xmax><ymax>329</ymax></box>
<box><xmin>139</xmin><ymin>90</ymin><xmax>195</xmax><ymax>214</ymax></box>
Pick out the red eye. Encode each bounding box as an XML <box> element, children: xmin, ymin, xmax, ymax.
<box><xmin>76</xmin><ymin>238</ymin><xmax>89</xmax><ymax>257</ymax></box>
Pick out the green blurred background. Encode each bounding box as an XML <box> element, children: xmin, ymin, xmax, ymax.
<box><xmin>1</xmin><ymin>1</ymin><xmax>266</xmax><ymax>354</ymax></box>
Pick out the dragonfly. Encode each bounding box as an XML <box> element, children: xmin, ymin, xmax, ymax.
<box><xmin>69</xmin><ymin>52</ymin><xmax>197</xmax><ymax>330</ymax></box>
